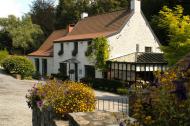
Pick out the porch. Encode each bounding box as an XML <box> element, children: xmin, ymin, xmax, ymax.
<box><xmin>106</xmin><ymin>52</ymin><xmax>168</xmax><ymax>84</ymax></box>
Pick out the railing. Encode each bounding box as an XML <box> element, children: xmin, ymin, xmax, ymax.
<box><xmin>96</xmin><ymin>96</ymin><xmax>129</xmax><ymax>115</ymax></box>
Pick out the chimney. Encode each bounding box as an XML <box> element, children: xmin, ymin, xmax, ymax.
<box><xmin>81</xmin><ymin>12</ymin><xmax>88</xmax><ymax>19</ymax></box>
<box><xmin>67</xmin><ymin>24</ymin><xmax>74</xmax><ymax>33</ymax></box>
<box><xmin>130</xmin><ymin>0</ymin><xmax>141</xmax><ymax>13</ymax></box>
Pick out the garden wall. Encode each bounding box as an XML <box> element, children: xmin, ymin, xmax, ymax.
<box><xmin>32</xmin><ymin>108</ymin><xmax>135</xmax><ymax>126</ymax></box>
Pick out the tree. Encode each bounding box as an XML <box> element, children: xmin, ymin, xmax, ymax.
<box><xmin>0</xmin><ymin>15</ymin><xmax>44</xmax><ymax>54</ymax></box>
<box><xmin>55</xmin><ymin>0</ymin><xmax>129</xmax><ymax>29</ymax></box>
<box><xmin>152</xmin><ymin>5</ymin><xmax>190</xmax><ymax>65</ymax></box>
<box><xmin>30</xmin><ymin>0</ymin><xmax>55</xmax><ymax>37</ymax></box>
<box><xmin>89</xmin><ymin>0</ymin><xmax>129</xmax><ymax>15</ymax></box>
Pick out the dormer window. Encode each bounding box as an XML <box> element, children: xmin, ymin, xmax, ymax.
<box><xmin>72</xmin><ymin>42</ymin><xmax>78</xmax><ymax>56</ymax></box>
<box><xmin>58</xmin><ymin>43</ymin><xmax>64</xmax><ymax>56</ymax></box>
<box><xmin>145</xmin><ymin>47</ymin><xmax>152</xmax><ymax>53</ymax></box>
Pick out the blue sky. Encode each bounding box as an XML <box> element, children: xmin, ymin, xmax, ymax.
<box><xmin>0</xmin><ymin>0</ymin><xmax>58</xmax><ymax>18</ymax></box>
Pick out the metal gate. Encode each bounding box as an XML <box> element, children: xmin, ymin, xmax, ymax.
<box><xmin>96</xmin><ymin>96</ymin><xmax>129</xmax><ymax>115</ymax></box>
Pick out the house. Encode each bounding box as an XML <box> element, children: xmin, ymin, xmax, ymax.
<box><xmin>28</xmin><ymin>0</ymin><xmax>167</xmax><ymax>82</ymax></box>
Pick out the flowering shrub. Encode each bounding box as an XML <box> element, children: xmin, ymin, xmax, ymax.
<box><xmin>2</xmin><ymin>56</ymin><xmax>35</xmax><ymax>78</ymax></box>
<box><xmin>26</xmin><ymin>81</ymin><xmax>96</xmax><ymax>115</ymax></box>
<box><xmin>129</xmin><ymin>64</ymin><xmax>190</xmax><ymax>126</ymax></box>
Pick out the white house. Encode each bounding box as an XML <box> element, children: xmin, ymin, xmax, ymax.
<box><xmin>28</xmin><ymin>0</ymin><xmax>167</xmax><ymax>82</ymax></box>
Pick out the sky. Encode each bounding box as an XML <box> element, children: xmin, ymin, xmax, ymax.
<box><xmin>0</xmin><ymin>0</ymin><xmax>58</xmax><ymax>18</ymax></box>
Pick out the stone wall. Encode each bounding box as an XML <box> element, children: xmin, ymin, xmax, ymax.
<box><xmin>32</xmin><ymin>108</ymin><xmax>135</xmax><ymax>126</ymax></box>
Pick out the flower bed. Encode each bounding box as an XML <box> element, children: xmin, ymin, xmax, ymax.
<box><xmin>26</xmin><ymin>81</ymin><xmax>96</xmax><ymax>115</ymax></box>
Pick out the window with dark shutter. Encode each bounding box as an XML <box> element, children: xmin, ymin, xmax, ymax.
<box><xmin>58</xmin><ymin>43</ymin><xmax>64</xmax><ymax>56</ymax></box>
<box><xmin>72</xmin><ymin>42</ymin><xmax>78</xmax><ymax>56</ymax></box>
<box><xmin>35</xmin><ymin>58</ymin><xmax>39</xmax><ymax>72</ymax></box>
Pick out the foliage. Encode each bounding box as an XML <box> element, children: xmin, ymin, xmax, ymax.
<box><xmin>32</xmin><ymin>71</ymin><xmax>41</xmax><ymax>80</ymax></box>
<box><xmin>89</xmin><ymin>0</ymin><xmax>129</xmax><ymax>15</ymax></box>
<box><xmin>0</xmin><ymin>31</ymin><xmax>13</xmax><ymax>53</ymax></box>
<box><xmin>55</xmin><ymin>0</ymin><xmax>129</xmax><ymax>29</ymax></box>
<box><xmin>117</xmin><ymin>88</ymin><xmax>129</xmax><ymax>95</ymax></box>
<box><xmin>86</xmin><ymin>37</ymin><xmax>110</xmax><ymax>71</ymax></box>
<box><xmin>26</xmin><ymin>81</ymin><xmax>96</xmax><ymax>114</ymax></box>
<box><xmin>81</xmin><ymin>78</ymin><xmax>126</xmax><ymax>93</ymax></box>
<box><xmin>151</xmin><ymin>5</ymin><xmax>190</xmax><ymax>65</ymax></box>
<box><xmin>0</xmin><ymin>15</ymin><xmax>44</xmax><ymax>54</ymax></box>
<box><xmin>0</xmin><ymin>50</ymin><xmax>9</xmax><ymax>64</ymax></box>
<box><xmin>2</xmin><ymin>56</ymin><xmax>35</xmax><ymax>78</ymax></box>
<box><xmin>130</xmin><ymin>64</ymin><xmax>190</xmax><ymax>126</ymax></box>
<box><xmin>30</xmin><ymin>0</ymin><xmax>55</xmax><ymax>37</ymax></box>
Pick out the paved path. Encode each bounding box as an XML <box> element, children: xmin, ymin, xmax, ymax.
<box><xmin>0</xmin><ymin>70</ymin><xmax>35</xmax><ymax>126</ymax></box>
<box><xmin>0</xmin><ymin>69</ymin><xmax>128</xmax><ymax>126</ymax></box>
<box><xmin>95</xmin><ymin>91</ymin><xmax>128</xmax><ymax>113</ymax></box>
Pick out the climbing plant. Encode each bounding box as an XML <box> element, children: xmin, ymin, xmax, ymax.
<box><xmin>86</xmin><ymin>37</ymin><xmax>110</xmax><ymax>71</ymax></box>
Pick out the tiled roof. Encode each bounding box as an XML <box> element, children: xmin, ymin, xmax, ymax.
<box><xmin>110</xmin><ymin>52</ymin><xmax>167</xmax><ymax>63</ymax></box>
<box><xmin>54</xmin><ymin>9</ymin><xmax>133</xmax><ymax>42</ymax></box>
<box><xmin>137</xmin><ymin>53</ymin><xmax>167</xmax><ymax>63</ymax></box>
<box><xmin>28</xmin><ymin>29</ymin><xmax>68</xmax><ymax>57</ymax></box>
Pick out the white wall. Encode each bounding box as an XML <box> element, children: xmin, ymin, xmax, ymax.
<box><xmin>108</xmin><ymin>8</ymin><xmax>161</xmax><ymax>59</ymax></box>
<box><xmin>28</xmin><ymin>56</ymin><xmax>53</xmax><ymax>76</ymax></box>
<box><xmin>53</xmin><ymin>41</ymin><xmax>102</xmax><ymax>81</ymax></box>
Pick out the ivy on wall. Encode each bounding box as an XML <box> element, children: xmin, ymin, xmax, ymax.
<box><xmin>86</xmin><ymin>37</ymin><xmax>110</xmax><ymax>71</ymax></box>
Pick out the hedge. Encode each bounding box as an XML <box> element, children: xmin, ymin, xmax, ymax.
<box><xmin>81</xmin><ymin>78</ymin><xmax>127</xmax><ymax>93</ymax></box>
<box><xmin>0</xmin><ymin>50</ymin><xmax>9</xmax><ymax>65</ymax></box>
<box><xmin>2</xmin><ymin>56</ymin><xmax>35</xmax><ymax>78</ymax></box>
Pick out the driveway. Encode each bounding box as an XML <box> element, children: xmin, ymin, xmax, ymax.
<box><xmin>0</xmin><ymin>69</ymin><xmax>128</xmax><ymax>126</ymax></box>
<box><xmin>0</xmin><ymin>70</ymin><xmax>35</xmax><ymax>126</ymax></box>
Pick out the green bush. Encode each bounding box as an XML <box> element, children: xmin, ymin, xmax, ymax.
<box><xmin>81</xmin><ymin>78</ymin><xmax>126</xmax><ymax>93</ymax></box>
<box><xmin>26</xmin><ymin>81</ymin><xmax>96</xmax><ymax>114</ymax></box>
<box><xmin>2</xmin><ymin>56</ymin><xmax>35</xmax><ymax>78</ymax></box>
<box><xmin>117</xmin><ymin>88</ymin><xmax>128</xmax><ymax>95</ymax></box>
<box><xmin>0</xmin><ymin>50</ymin><xmax>9</xmax><ymax>65</ymax></box>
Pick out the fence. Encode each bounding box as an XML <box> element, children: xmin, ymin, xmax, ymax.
<box><xmin>96</xmin><ymin>96</ymin><xmax>129</xmax><ymax>115</ymax></box>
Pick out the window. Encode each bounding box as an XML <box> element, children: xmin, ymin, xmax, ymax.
<box><xmin>42</xmin><ymin>59</ymin><xmax>47</xmax><ymax>76</ymax></box>
<box><xmin>34</xmin><ymin>58</ymin><xmax>39</xmax><ymax>72</ymax></box>
<box><xmin>87</xmin><ymin>40</ymin><xmax>92</xmax><ymax>46</ymax></box>
<box><xmin>136</xmin><ymin>44</ymin><xmax>139</xmax><ymax>52</ymax></box>
<box><xmin>58</xmin><ymin>43</ymin><xmax>64</xmax><ymax>56</ymax></box>
<box><xmin>72</xmin><ymin>42</ymin><xmax>78</xmax><ymax>56</ymax></box>
<box><xmin>145</xmin><ymin>47</ymin><xmax>152</xmax><ymax>53</ymax></box>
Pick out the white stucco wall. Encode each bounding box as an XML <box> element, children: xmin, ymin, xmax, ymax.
<box><xmin>108</xmin><ymin>0</ymin><xmax>161</xmax><ymax>59</ymax></box>
<box><xmin>53</xmin><ymin>41</ymin><xmax>102</xmax><ymax>81</ymax></box>
<box><xmin>28</xmin><ymin>56</ymin><xmax>53</xmax><ymax>76</ymax></box>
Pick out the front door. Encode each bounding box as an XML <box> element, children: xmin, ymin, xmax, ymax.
<box><xmin>59</xmin><ymin>63</ymin><xmax>67</xmax><ymax>77</ymax></box>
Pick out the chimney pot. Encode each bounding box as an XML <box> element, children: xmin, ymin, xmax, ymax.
<box><xmin>81</xmin><ymin>12</ymin><xmax>88</xmax><ymax>19</ymax></box>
